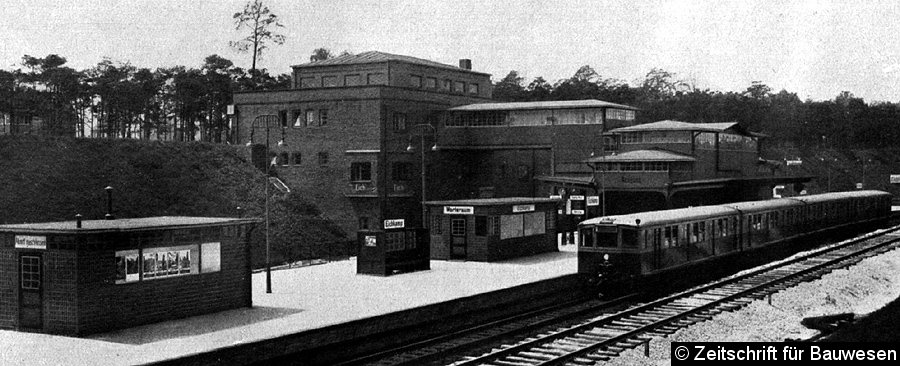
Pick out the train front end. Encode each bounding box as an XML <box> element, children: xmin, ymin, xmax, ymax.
<box><xmin>577</xmin><ymin>216</ymin><xmax>644</xmax><ymax>293</ymax></box>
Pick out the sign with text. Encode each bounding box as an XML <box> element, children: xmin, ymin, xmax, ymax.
<box><xmin>383</xmin><ymin>219</ymin><xmax>405</xmax><ymax>229</ymax></box>
<box><xmin>586</xmin><ymin>196</ymin><xmax>600</xmax><ymax>206</ymax></box>
<box><xmin>572</xmin><ymin>209</ymin><xmax>585</xmax><ymax>215</ymax></box>
<box><xmin>891</xmin><ymin>175</ymin><xmax>900</xmax><ymax>184</ymax></box>
<box><xmin>549</xmin><ymin>195</ymin><xmax>562</xmax><ymax>199</ymax></box>
<box><xmin>444</xmin><ymin>206</ymin><xmax>474</xmax><ymax>215</ymax></box>
<box><xmin>512</xmin><ymin>204</ymin><xmax>535</xmax><ymax>213</ymax></box>
<box><xmin>15</xmin><ymin>235</ymin><xmax>46</xmax><ymax>250</ymax></box>
<box><xmin>569</xmin><ymin>195</ymin><xmax>585</xmax><ymax>200</ymax></box>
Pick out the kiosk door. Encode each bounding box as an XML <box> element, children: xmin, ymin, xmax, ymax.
<box><xmin>450</xmin><ymin>218</ymin><xmax>467</xmax><ymax>259</ymax></box>
<box><xmin>19</xmin><ymin>254</ymin><xmax>42</xmax><ymax>330</ymax></box>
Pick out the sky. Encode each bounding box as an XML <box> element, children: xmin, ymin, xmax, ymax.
<box><xmin>2</xmin><ymin>0</ymin><xmax>899</xmax><ymax>102</ymax></box>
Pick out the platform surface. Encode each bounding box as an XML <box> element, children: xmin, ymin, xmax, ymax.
<box><xmin>0</xmin><ymin>246</ymin><xmax>578</xmax><ymax>365</ymax></box>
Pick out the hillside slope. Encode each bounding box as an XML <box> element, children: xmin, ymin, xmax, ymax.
<box><xmin>0</xmin><ymin>136</ymin><xmax>348</xmax><ymax>267</ymax></box>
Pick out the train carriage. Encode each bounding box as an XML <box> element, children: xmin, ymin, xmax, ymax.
<box><xmin>578</xmin><ymin>190</ymin><xmax>892</xmax><ymax>291</ymax></box>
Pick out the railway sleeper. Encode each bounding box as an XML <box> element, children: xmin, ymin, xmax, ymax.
<box><xmin>611</xmin><ymin>319</ymin><xmax>646</xmax><ymax>327</ymax></box>
<box><xmin>530</xmin><ymin>347</ymin><xmax>568</xmax><ymax>357</ymax></box>
<box><xmin>571</xmin><ymin>333</ymin><xmax>607</xmax><ymax>342</ymax></box>
<box><xmin>560</xmin><ymin>336</ymin><xmax>599</xmax><ymax>346</ymax></box>
<box><xmin>554</xmin><ymin>340</ymin><xmax>589</xmax><ymax>351</ymax></box>
<box><xmin>519</xmin><ymin>350</ymin><xmax>556</xmax><ymax>360</ymax></box>
<box><xmin>495</xmin><ymin>359</ymin><xmax>537</xmax><ymax>366</ymax></box>
<box><xmin>571</xmin><ymin>356</ymin><xmax>599</xmax><ymax>365</ymax></box>
<box><xmin>505</xmin><ymin>355</ymin><xmax>545</xmax><ymax>363</ymax></box>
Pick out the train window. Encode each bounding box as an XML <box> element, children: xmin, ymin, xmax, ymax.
<box><xmin>622</xmin><ymin>229</ymin><xmax>639</xmax><ymax>248</ymax></box>
<box><xmin>690</xmin><ymin>223</ymin><xmax>698</xmax><ymax>243</ymax></box>
<box><xmin>699</xmin><ymin>222</ymin><xmax>706</xmax><ymax>241</ymax></box>
<box><xmin>596</xmin><ymin>228</ymin><xmax>618</xmax><ymax>248</ymax></box>
<box><xmin>673</xmin><ymin>226</ymin><xmax>680</xmax><ymax>246</ymax></box>
<box><xmin>580</xmin><ymin>228</ymin><xmax>594</xmax><ymax>247</ymax></box>
<box><xmin>664</xmin><ymin>227</ymin><xmax>672</xmax><ymax>247</ymax></box>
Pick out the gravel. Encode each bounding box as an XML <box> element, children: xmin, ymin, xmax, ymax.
<box><xmin>604</xmin><ymin>247</ymin><xmax>900</xmax><ymax>365</ymax></box>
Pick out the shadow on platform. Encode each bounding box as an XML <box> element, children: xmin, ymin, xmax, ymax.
<box><xmin>88</xmin><ymin>306</ymin><xmax>302</xmax><ymax>345</ymax></box>
<box><xmin>822</xmin><ymin>294</ymin><xmax>900</xmax><ymax>342</ymax></box>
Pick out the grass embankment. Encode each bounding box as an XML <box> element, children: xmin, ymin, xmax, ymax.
<box><xmin>764</xmin><ymin>144</ymin><xmax>900</xmax><ymax>197</ymax></box>
<box><xmin>0</xmin><ymin>135</ymin><xmax>348</xmax><ymax>268</ymax></box>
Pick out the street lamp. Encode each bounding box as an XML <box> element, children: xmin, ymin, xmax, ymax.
<box><xmin>406</xmin><ymin>124</ymin><xmax>438</xmax><ymax>229</ymax></box>
<box><xmin>247</xmin><ymin>114</ymin><xmax>286</xmax><ymax>294</ymax></box>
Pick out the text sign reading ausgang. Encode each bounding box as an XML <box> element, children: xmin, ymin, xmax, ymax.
<box><xmin>444</xmin><ymin>206</ymin><xmax>474</xmax><ymax>215</ymax></box>
<box><xmin>586</xmin><ymin>196</ymin><xmax>600</xmax><ymax>206</ymax></box>
<box><xmin>383</xmin><ymin>219</ymin><xmax>405</xmax><ymax>229</ymax></box>
<box><xmin>15</xmin><ymin>235</ymin><xmax>47</xmax><ymax>250</ymax></box>
<box><xmin>512</xmin><ymin>204</ymin><xmax>535</xmax><ymax>213</ymax></box>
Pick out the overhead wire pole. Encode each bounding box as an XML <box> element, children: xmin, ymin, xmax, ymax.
<box><xmin>246</xmin><ymin>114</ymin><xmax>286</xmax><ymax>294</ymax></box>
<box><xmin>407</xmin><ymin>124</ymin><xmax>438</xmax><ymax>229</ymax></box>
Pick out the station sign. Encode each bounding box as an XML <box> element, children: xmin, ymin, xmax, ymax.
<box><xmin>512</xmin><ymin>204</ymin><xmax>535</xmax><ymax>213</ymax></box>
<box><xmin>891</xmin><ymin>175</ymin><xmax>900</xmax><ymax>184</ymax></box>
<box><xmin>226</xmin><ymin>104</ymin><xmax>235</xmax><ymax>115</ymax></box>
<box><xmin>586</xmin><ymin>196</ymin><xmax>600</xmax><ymax>206</ymax></box>
<box><xmin>549</xmin><ymin>195</ymin><xmax>562</xmax><ymax>199</ymax></box>
<box><xmin>785</xmin><ymin>158</ymin><xmax>802</xmax><ymax>166</ymax></box>
<box><xmin>572</xmin><ymin>210</ymin><xmax>585</xmax><ymax>215</ymax></box>
<box><xmin>14</xmin><ymin>235</ymin><xmax>46</xmax><ymax>250</ymax></box>
<box><xmin>444</xmin><ymin>206</ymin><xmax>474</xmax><ymax>215</ymax></box>
<box><xmin>569</xmin><ymin>195</ymin><xmax>585</xmax><ymax>200</ymax></box>
<box><xmin>383</xmin><ymin>219</ymin><xmax>405</xmax><ymax>229</ymax></box>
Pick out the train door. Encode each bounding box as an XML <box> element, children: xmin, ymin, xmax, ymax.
<box><xmin>18</xmin><ymin>253</ymin><xmax>43</xmax><ymax>330</ymax></box>
<box><xmin>450</xmin><ymin>218</ymin><xmax>467</xmax><ymax>259</ymax></box>
<box><xmin>653</xmin><ymin>228</ymin><xmax>662</xmax><ymax>270</ymax></box>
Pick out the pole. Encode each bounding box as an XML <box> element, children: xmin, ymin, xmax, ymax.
<box><xmin>420</xmin><ymin>133</ymin><xmax>427</xmax><ymax>228</ymax></box>
<box><xmin>265</xmin><ymin>124</ymin><xmax>272</xmax><ymax>294</ymax></box>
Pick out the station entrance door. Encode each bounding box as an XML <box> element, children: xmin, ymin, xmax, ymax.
<box><xmin>450</xmin><ymin>218</ymin><xmax>467</xmax><ymax>259</ymax></box>
<box><xmin>19</xmin><ymin>254</ymin><xmax>43</xmax><ymax>330</ymax></box>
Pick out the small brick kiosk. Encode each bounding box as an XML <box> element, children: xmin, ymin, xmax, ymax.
<box><xmin>426</xmin><ymin>197</ymin><xmax>559</xmax><ymax>261</ymax></box>
<box><xmin>0</xmin><ymin>216</ymin><xmax>257</xmax><ymax>336</ymax></box>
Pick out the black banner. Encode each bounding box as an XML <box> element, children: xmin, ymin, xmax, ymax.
<box><xmin>672</xmin><ymin>342</ymin><xmax>898</xmax><ymax>363</ymax></box>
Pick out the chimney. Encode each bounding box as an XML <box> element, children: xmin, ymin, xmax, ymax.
<box><xmin>459</xmin><ymin>59</ymin><xmax>472</xmax><ymax>70</ymax></box>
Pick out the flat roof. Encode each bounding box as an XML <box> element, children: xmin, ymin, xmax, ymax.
<box><xmin>580</xmin><ymin>205</ymin><xmax>739</xmax><ymax>227</ymax></box>
<box><xmin>607</xmin><ymin>120</ymin><xmax>750</xmax><ymax>135</ymax></box>
<box><xmin>584</xmin><ymin>149</ymin><xmax>696</xmax><ymax>163</ymax></box>
<box><xmin>534</xmin><ymin>175</ymin><xmax>594</xmax><ymax>186</ymax></box>
<box><xmin>425</xmin><ymin>197</ymin><xmax>560</xmax><ymax>206</ymax></box>
<box><xmin>292</xmin><ymin>51</ymin><xmax>491</xmax><ymax>76</ymax></box>
<box><xmin>0</xmin><ymin>216</ymin><xmax>258</xmax><ymax>234</ymax></box>
<box><xmin>448</xmin><ymin>99</ymin><xmax>638</xmax><ymax>112</ymax></box>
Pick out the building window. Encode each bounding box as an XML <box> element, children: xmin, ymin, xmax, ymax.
<box><xmin>140</xmin><ymin>245</ymin><xmax>196</xmax><ymax>280</ymax></box>
<box><xmin>279</xmin><ymin>152</ymin><xmax>290</xmax><ymax>166</ymax></box>
<box><xmin>468</xmin><ymin>83</ymin><xmax>479</xmax><ymax>95</ymax></box>
<box><xmin>453</xmin><ymin>81</ymin><xmax>465</xmax><ymax>93</ymax></box>
<box><xmin>392</xmin><ymin>112</ymin><xmax>407</xmax><ymax>131</ymax></box>
<box><xmin>431</xmin><ymin>215</ymin><xmax>442</xmax><ymax>234</ymax></box>
<box><xmin>322</xmin><ymin>76</ymin><xmax>338</xmax><ymax>87</ymax></box>
<box><xmin>292</xmin><ymin>110</ymin><xmax>304</xmax><ymax>127</ymax></box>
<box><xmin>451</xmin><ymin>218</ymin><xmax>466</xmax><ymax>236</ymax></box>
<box><xmin>475</xmin><ymin>216</ymin><xmax>488</xmax><ymax>236</ymax></box>
<box><xmin>345</xmin><ymin>74</ymin><xmax>361</xmax><ymax>86</ymax></box>
<box><xmin>367</xmin><ymin>73</ymin><xmax>385</xmax><ymax>85</ymax></box>
<box><xmin>442</xmin><ymin>79</ymin><xmax>451</xmax><ymax>90</ymax></box>
<box><xmin>305</xmin><ymin>109</ymin><xmax>316</xmax><ymax>127</ymax></box>
<box><xmin>20</xmin><ymin>256</ymin><xmax>41</xmax><ymax>290</ymax></box>
<box><xmin>299</xmin><ymin>77</ymin><xmax>316</xmax><ymax>88</ymax></box>
<box><xmin>292</xmin><ymin>152</ymin><xmax>302</xmax><ymax>165</ymax></box>
<box><xmin>350</xmin><ymin>162</ymin><xmax>372</xmax><ymax>182</ymax></box>
<box><xmin>385</xmin><ymin>231</ymin><xmax>405</xmax><ymax>252</ymax></box>
<box><xmin>319</xmin><ymin>109</ymin><xmax>329</xmax><ymax>126</ymax></box>
<box><xmin>410</xmin><ymin>75</ymin><xmax>422</xmax><ymax>88</ymax></box>
<box><xmin>115</xmin><ymin>250</ymin><xmax>140</xmax><ymax>283</ymax></box>
<box><xmin>425</xmin><ymin>77</ymin><xmax>437</xmax><ymax>89</ymax></box>
<box><xmin>318</xmin><ymin>152</ymin><xmax>329</xmax><ymax>166</ymax></box>
<box><xmin>359</xmin><ymin>216</ymin><xmax>371</xmax><ymax>230</ymax></box>
<box><xmin>392</xmin><ymin>162</ymin><xmax>413</xmax><ymax>181</ymax></box>
<box><xmin>606</xmin><ymin>108</ymin><xmax>635</xmax><ymax>121</ymax></box>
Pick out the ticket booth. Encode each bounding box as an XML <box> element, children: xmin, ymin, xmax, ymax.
<box><xmin>0</xmin><ymin>216</ymin><xmax>257</xmax><ymax>336</ymax></box>
<box><xmin>426</xmin><ymin>197</ymin><xmax>559</xmax><ymax>261</ymax></box>
<box><xmin>357</xmin><ymin>224</ymin><xmax>429</xmax><ymax>276</ymax></box>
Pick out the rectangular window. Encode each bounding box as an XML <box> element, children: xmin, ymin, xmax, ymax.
<box><xmin>359</xmin><ymin>216</ymin><xmax>371</xmax><ymax>230</ymax></box>
<box><xmin>367</xmin><ymin>73</ymin><xmax>385</xmax><ymax>85</ymax></box>
<box><xmin>292</xmin><ymin>110</ymin><xmax>304</xmax><ymax>127</ymax></box>
<box><xmin>20</xmin><ymin>255</ymin><xmax>41</xmax><ymax>290</ymax></box>
<box><xmin>292</xmin><ymin>152</ymin><xmax>302</xmax><ymax>165</ymax></box>
<box><xmin>322</xmin><ymin>76</ymin><xmax>338</xmax><ymax>87</ymax></box>
<box><xmin>318</xmin><ymin>152</ymin><xmax>329</xmax><ymax>166</ymax></box>
<box><xmin>468</xmin><ymin>83</ymin><xmax>479</xmax><ymax>94</ymax></box>
<box><xmin>425</xmin><ymin>77</ymin><xmax>437</xmax><ymax>89</ymax></box>
<box><xmin>305</xmin><ymin>109</ymin><xmax>316</xmax><ymax>127</ymax></box>
<box><xmin>350</xmin><ymin>162</ymin><xmax>372</xmax><ymax>182</ymax></box>
<box><xmin>410</xmin><ymin>75</ymin><xmax>422</xmax><ymax>88</ymax></box>
<box><xmin>280</xmin><ymin>152</ymin><xmax>290</xmax><ymax>166</ymax></box>
<box><xmin>442</xmin><ymin>79</ymin><xmax>452</xmax><ymax>90</ymax></box>
<box><xmin>385</xmin><ymin>231</ymin><xmax>404</xmax><ymax>252</ymax></box>
<box><xmin>200</xmin><ymin>242</ymin><xmax>220</xmax><ymax>273</ymax></box>
<box><xmin>500</xmin><ymin>214</ymin><xmax>524</xmax><ymax>239</ymax></box>
<box><xmin>392</xmin><ymin>162</ymin><xmax>412</xmax><ymax>181</ymax></box>
<box><xmin>392</xmin><ymin>112</ymin><xmax>407</xmax><ymax>131</ymax></box>
<box><xmin>299</xmin><ymin>77</ymin><xmax>316</xmax><ymax>88</ymax></box>
<box><xmin>453</xmin><ymin>81</ymin><xmax>465</xmax><ymax>93</ymax></box>
<box><xmin>475</xmin><ymin>216</ymin><xmax>488</xmax><ymax>236</ymax></box>
<box><xmin>141</xmin><ymin>245</ymin><xmax>197</xmax><ymax>280</ymax></box>
<box><xmin>450</xmin><ymin>218</ymin><xmax>466</xmax><ymax>236</ymax></box>
<box><xmin>319</xmin><ymin>109</ymin><xmax>329</xmax><ymax>126</ymax></box>
<box><xmin>344</xmin><ymin>74</ymin><xmax>361</xmax><ymax>86</ymax></box>
<box><xmin>431</xmin><ymin>215</ymin><xmax>442</xmax><ymax>234</ymax></box>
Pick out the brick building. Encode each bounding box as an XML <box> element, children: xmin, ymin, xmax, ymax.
<box><xmin>0</xmin><ymin>216</ymin><xmax>256</xmax><ymax>335</ymax></box>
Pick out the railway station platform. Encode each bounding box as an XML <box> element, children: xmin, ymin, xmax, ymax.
<box><xmin>0</xmin><ymin>245</ymin><xmax>581</xmax><ymax>365</ymax></box>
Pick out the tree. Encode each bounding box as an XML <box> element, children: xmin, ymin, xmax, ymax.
<box><xmin>492</xmin><ymin>71</ymin><xmax>527</xmax><ymax>101</ymax></box>
<box><xmin>310</xmin><ymin>48</ymin><xmax>334</xmax><ymax>62</ymax></box>
<box><xmin>230</xmin><ymin>0</ymin><xmax>286</xmax><ymax>73</ymax></box>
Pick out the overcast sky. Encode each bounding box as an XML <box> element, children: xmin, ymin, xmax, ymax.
<box><xmin>2</xmin><ymin>0</ymin><xmax>899</xmax><ymax>102</ymax></box>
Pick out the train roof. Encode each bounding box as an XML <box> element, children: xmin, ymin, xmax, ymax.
<box><xmin>723</xmin><ymin>198</ymin><xmax>804</xmax><ymax>212</ymax></box>
<box><xmin>788</xmin><ymin>190</ymin><xmax>890</xmax><ymax>204</ymax></box>
<box><xmin>579</xmin><ymin>205</ymin><xmax>737</xmax><ymax>228</ymax></box>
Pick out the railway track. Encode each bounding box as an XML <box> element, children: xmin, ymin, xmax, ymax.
<box><xmin>446</xmin><ymin>225</ymin><xmax>900</xmax><ymax>366</ymax></box>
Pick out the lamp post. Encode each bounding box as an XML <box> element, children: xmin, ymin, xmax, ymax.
<box><xmin>246</xmin><ymin>114</ymin><xmax>286</xmax><ymax>294</ymax></box>
<box><xmin>407</xmin><ymin>124</ymin><xmax>438</xmax><ymax>229</ymax></box>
